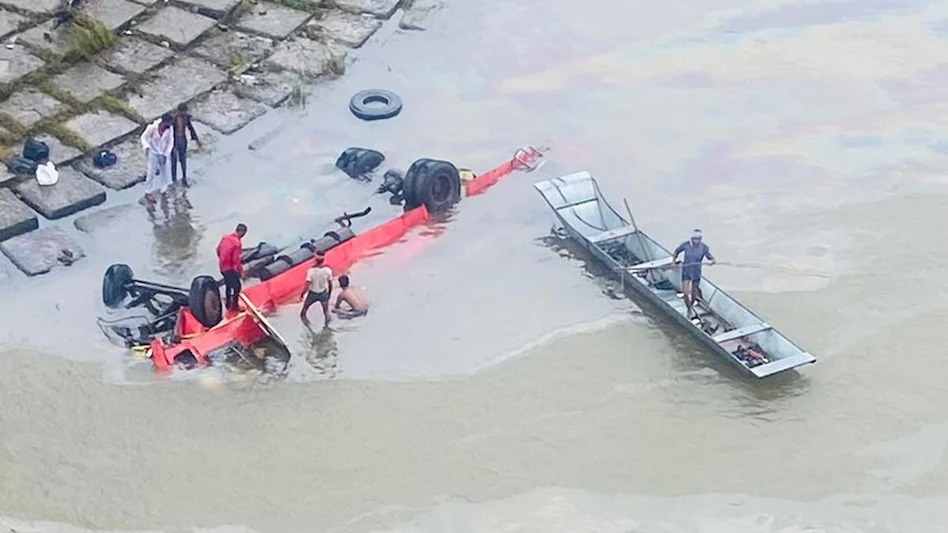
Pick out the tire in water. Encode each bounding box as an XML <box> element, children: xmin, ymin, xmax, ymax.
<box><xmin>188</xmin><ymin>275</ymin><xmax>223</xmax><ymax>328</ymax></box>
<box><xmin>349</xmin><ymin>89</ymin><xmax>403</xmax><ymax>121</ymax></box>
<box><xmin>102</xmin><ymin>263</ymin><xmax>134</xmax><ymax>308</ymax></box>
<box><xmin>403</xmin><ymin>159</ymin><xmax>461</xmax><ymax>213</ymax></box>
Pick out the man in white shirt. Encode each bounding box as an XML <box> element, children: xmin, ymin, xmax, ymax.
<box><xmin>299</xmin><ymin>253</ymin><xmax>333</xmax><ymax>328</ymax></box>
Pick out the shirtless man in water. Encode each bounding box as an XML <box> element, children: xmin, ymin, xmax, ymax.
<box><xmin>333</xmin><ymin>275</ymin><xmax>369</xmax><ymax>319</ymax></box>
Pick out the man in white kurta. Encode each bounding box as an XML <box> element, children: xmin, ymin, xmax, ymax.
<box><xmin>140</xmin><ymin>113</ymin><xmax>174</xmax><ymax>202</ymax></box>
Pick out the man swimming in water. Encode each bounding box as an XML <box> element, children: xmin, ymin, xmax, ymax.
<box><xmin>333</xmin><ymin>275</ymin><xmax>369</xmax><ymax>319</ymax></box>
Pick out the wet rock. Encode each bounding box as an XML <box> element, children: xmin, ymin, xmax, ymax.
<box><xmin>74</xmin><ymin>203</ymin><xmax>135</xmax><ymax>233</ymax></box>
<box><xmin>81</xmin><ymin>0</ymin><xmax>146</xmax><ymax>30</ymax></box>
<box><xmin>124</xmin><ymin>57</ymin><xmax>227</xmax><ymax>120</ymax></box>
<box><xmin>0</xmin><ymin>9</ymin><xmax>26</xmax><ymax>38</ymax></box>
<box><xmin>233</xmin><ymin>70</ymin><xmax>298</xmax><ymax>106</ymax></box>
<box><xmin>50</xmin><ymin>63</ymin><xmax>126</xmax><ymax>103</ymax></box>
<box><xmin>75</xmin><ymin>137</ymin><xmax>145</xmax><ymax>190</ymax></box>
<box><xmin>398</xmin><ymin>0</ymin><xmax>442</xmax><ymax>31</ymax></box>
<box><xmin>190</xmin><ymin>89</ymin><xmax>267</xmax><ymax>134</ymax></box>
<box><xmin>137</xmin><ymin>6</ymin><xmax>217</xmax><ymax>48</ymax></box>
<box><xmin>64</xmin><ymin>110</ymin><xmax>140</xmax><ymax>148</ymax></box>
<box><xmin>0</xmin><ymin>227</ymin><xmax>85</xmax><ymax>276</ymax></box>
<box><xmin>0</xmin><ymin>167</ymin><xmax>15</xmax><ymax>187</ymax></box>
<box><xmin>12</xmin><ymin>166</ymin><xmax>107</xmax><ymax>219</ymax></box>
<box><xmin>0</xmin><ymin>188</ymin><xmax>38</xmax><ymax>242</ymax></box>
<box><xmin>17</xmin><ymin>134</ymin><xmax>83</xmax><ymax>165</ymax></box>
<box><xmin>335</xmin><ymin>0</ymin><xmax>402</xmax><ymax>19</ymax></box>
<box><xmin>237</xmin><ymin>2</ymin><xmax>312</xmax><ymax>40</ymax></box>
<box><xmin>308</xmin><ymin>11</ymin><xmax>380</xmax><ymax>48</ymax></box>
<box><xmin>178</xmin><ymin>0</ymin><xmax>242</xmax><ymax>18</ymax></box>
<box><xmin>76</xmin><ymin>147</ymin><xmax>145</xmax><ymax>192</ymax></box>
<box><xmin>0</xmin><ymin>0</ymin><xmax>60</xmax><ymax>14</ymax></box>
<box><xmin>191</xmin><ymin>29</ymin><xmax>274</xmax><ymax>69</ymax></box>
<box><xmin>0</xmin><ymin>46</ymin><xmax>45</xmax><ymax>85</ymax></box>
<box><xmin>0</xmin><ymin>88</ymin><xmax>67</xmax><ymax>129</ymax></box>
<box><xmin>17</xmin><ymin>19</ymin><xmax>71</xmax><ymax>56</ymax></box>
<box><xmin>101</xmin><ymin>37</ymin><xmax>174</xmax><ymax>74</ymax></box>
<box><xmin>266</xmin><ymin>37</ymin><xmax>343</xmax><ymax>78</ymax></box>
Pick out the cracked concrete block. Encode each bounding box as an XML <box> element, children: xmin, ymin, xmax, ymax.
<box><xmin>75</xmin><ymin>137</ymin><xmax>145</xmax><ymax>190</ymax></box>
<box><xmin>0</xmin><ymin>188</ymin><xmax>38</xmax><ymax>242</ymax></box>
<box><xmin>17</xmin><ymin>19</ymin><xmax>71</xmax><ymax>56</ymax></box>
<box><xmin>233</xmin><ymin>70</ymin><xmax>299</xmax><ymax>106</ymax></box>
<box><xmin>73</xmin><ymin>203</ymin><xmax>135</xmax><ymax>233</ymax></box>
<box><xmin>335</xmin><ymin>0</ymin><xmax>402</xmax><ymax>19</ymax></box>
<box><xmin>0</xmin><ymin>46</ymin><xmax>45</xmax><ymax>84</ymax></box>
<box><xmin>190</xmin><ymin>89</ymin><xmax>267</xmax><ymax>134</ymax></box>
<box><xmin>50</xmin><ymin>63</ymin><xmax>126</xmax><ymax>103</ymax></box>
<box><xmin>81</xmin><ymin>0</ymin><xmax>146</xmax><ymax>30</ymax></box>
<box><xmin>0</xmin><ymin>227</ymin><xmax>85</xmax><ymax>276</ymax></box>
<box><xmin>266</xmin><ymin>37</ymin><xmax>343</xmax><ymax>78</ymax></box>
<box><xmin>178</xmin><ymin>0</ymin><xmax>241</xmax><ymax>18</ymax></box>
<box><xmin>64</xmin><ymin>110</ymin><xmax>141</xmax><ymax>148</ymax></box>
<box><xmin>237</xmin><ymin>2</ymin><xmax>311</xmax><ymax>40</ymax></box>
<box><xmin>0</xmin><ymin>9</ymin><xmax>27</xmax><ymax>38</ymax></box>
<box><xmin>101</xmin><ymin>37</ymin><xmax>174</xmax><ymax>74</ymax></box>
<box><xmin>0</xmin><ymin>88</ymin><xmax>67</xmax><ymax>129</ymax></box>
<box><xmin>137</xmin><ymin>6</ymin><xmax>217</xmax><ymax>47</ymax></box>
<box><xmin>17</xmin><ymin>134</ymin><xmax>83</xmax><ymax>165</ymax></box>
<box><xmin>191</xmin><ymin>29</ymin><xmax>275</xmax><ymax>69</ymax></box>
<box><xmin>308</xmin><ymin>11</ymin><xmax>380</xmax><ymax>48</ymax></box>
<box><xmin>0</xmin><ymin>0</ymin><xmax>60</xmax><ymax>15</ymax></box>
<box><xmin>124</xmin><ymin>57</ymin><xmax>227</xmax><ymax>120</ymax></box>
<box><xmin>12</xmin><ymin>165</ymin><xmax>107</xmax><ymax>219</ymax></box>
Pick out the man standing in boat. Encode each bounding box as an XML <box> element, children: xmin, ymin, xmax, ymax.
<box><xmin>671</xmin><ymin>229</ymin><xmax>715</xmax><ymax>319</ymax></box>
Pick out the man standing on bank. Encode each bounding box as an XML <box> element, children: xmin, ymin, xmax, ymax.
<box><xmin>216</xmin><ymin>223</ymin><xmax>247</xmax><ymax>311</ymax></box>
<box><xmin>300</xmin><ymin>252</ymin><xmax>333</xmax><ymax>328</ymax></box>
<box><xmin>671</xmin><ymin>229</ymin><xmax>715</xmax><ymax>319</ymax></box>
<box><xmin>171</xmin><ymin>103</ymin><xmax>201</xmax><ymax>187</ymax></box>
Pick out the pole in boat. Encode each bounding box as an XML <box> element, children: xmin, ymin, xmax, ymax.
<box><xmin>623</xmin><ymin>198</ymin><xmax>656</xmax><ymax>283</ymax></box>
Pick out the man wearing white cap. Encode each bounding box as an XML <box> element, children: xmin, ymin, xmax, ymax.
<box><xmin>671</xmin><ymin>229</ymin><xmax>716</xmax><ymax>319</ymax></box>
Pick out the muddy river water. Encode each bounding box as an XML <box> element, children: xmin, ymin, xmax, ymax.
<box><xmin>3</xmin><ymin>0</ymin><xmax>948</xmax><ymax>531</ymax></box>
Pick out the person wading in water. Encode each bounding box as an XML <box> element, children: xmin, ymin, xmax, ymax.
<box><xmin>300</xmin><ymin>253</ymin><xmax>333</xmax><ymax>328</ymax></box>
<box><xmin>671</xmin><ymin>229</ymin><xmax>716</xmax><ymax>319</ymax></box>
<box><xmin>216</xmin><ymin>224</ymin><xmax>247</xmax><ymax>311</ymax></box>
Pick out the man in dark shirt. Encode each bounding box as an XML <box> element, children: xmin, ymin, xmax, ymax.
<box><xmin>671</xmin><ymin>229</ymin><xmax>716</xmax><ymax>319</ymax></box>
<box><xmin>171</xmin><ymin>103</ymin><xmax>200</xmax><ymax>187</ymax></box>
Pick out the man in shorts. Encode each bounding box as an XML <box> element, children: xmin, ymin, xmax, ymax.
<box><xmin>300</xmin><ymin>253</ymin><xmax>333</xmax><ymax>328</ymax></box>
<box><xmin>671</xmin><ymin>229</ymin><xmax>716</xmax><ymax>319</ymax></box>
<box><xmin>333</xmin><ymin>275</ymin><xmax>369</xmax><ymax>319</ymax></box>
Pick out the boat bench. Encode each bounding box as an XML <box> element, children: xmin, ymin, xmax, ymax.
<box><xmin>713</xmin><ymin>323</ymin><xmax>771</xmax><ymax>343</ymax></box>
<box><xmin>589</xmin><ymin>225</ymin><xmax>639</xmax><ymax>244</ymax></box>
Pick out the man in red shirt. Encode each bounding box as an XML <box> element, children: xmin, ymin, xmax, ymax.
<box><xmin>216</xmin><ymin>223</ymin><xmax>247</xmax><ymax>310</ymax></box>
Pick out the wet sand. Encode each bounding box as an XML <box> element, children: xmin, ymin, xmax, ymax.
<box><xmin>2</xmin><ymin>0</ymin><xmax>948</xmax><ymax>530</ymax></box>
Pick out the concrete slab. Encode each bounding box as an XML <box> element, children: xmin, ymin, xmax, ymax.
<box><xmin>12</xmin><ymin>166</ymin><xmax>107</xmax><ymax>219</ymax></box>
<box><xmin>233</xmin><ymin>70</ymin><xmax>298</xmax><ymax>106</ymax></box>
<box><xmin>0</xmin><ymin>167</ymin><xmax>15</xmax><ymax>187</ymax></box>
<box><xmin>398</xmin><ymin>0</ymin><xmax>443</xmax><ymax>31</ymax></box>
<box><xmin>0</xmin><ymin>9</ymin><xmax>27</xmax><ymax>39</ymax></box>
<box><xmin>335</xmin><ymin>0</ymin><xmax>401</xmax><ymax>19</ymax></box>
<box><xmin>0</xmin><ymin>88</ymin><xmax>67</xmax><ymax>129</ymax></box>
<box><xmin>0</xmin><ymin>188</ymin><xmax>38</xmax><ymax>242</ymax></box>
<box><xmin>64</xmin><ymin>110</ymin><xmax>140</xmax><ymax>148</ymax></box>
<box><xmin>17</xmin><ymin>19</ymin><xmax>71</xmax><ymax>57</ymax></box>
<box><xmin>237</xmin><ymin>2</ymin><xmax>311</xmax><ymax>40</ymax></box>
<box><xmin>50</xmin><ymin>63</ymin><xmax>126</xmax><ymax>103</ymax></box>
<box><xmin>74</xmin><ymin>203</ymin><xmax>134</xmax><ymax>233</ymax></box>
<box><xmin>0</xmin><ymin>46</ymin><xmax>45</xmax><ymax>85</ymax></box>
<box><xmin>0</xmin><ymin>0</ymin><xmax>60</xmax><ymax>15</ymax></box>
<box><xmin>190</xmin><ymin>88</ymin><xmax>267</xmax><ymax>134</ymax></box>
<box><xmin>101</xmin><ymin>37</ymin><xmax>174</xmax><ymax>74</ymax></box>
<box><xmin>0</xmin><ymin>227</ymin><xmax>85</xmax><ymax>276</ymax></box>
<box><xmin>266</xmin><ymin>37</ymin><xmax>342</xmax><ymax>78</ymax></box>
<box><xmin>74</xmin><ymin>136</ymin><xmax>145</xmax><ymax>190</ymax></box>
<box><xmin>191</xmin><ymin>29</ymin><xmax>275</xmax><ymax>69</ymax></box>
<box><xmin>81</xmin><ymin>0</ymin><xmax>146</xmax><ymax>30</ymax></box>
<box><xmin>18</xmin><ymin>134</ymin><xmax>83</xmax><ymax>165</ymax></box>
<box><xmin>124</xmin><ymin>57</ymin><xmax>227</xmax><ymax>120</ymax></box>
<box><xmin>127</xmin><ymin>0</ymin><xmax>158</xmax><ymax>5</ymax></box>
<box><xmin>178</xmin><ymin>0</ymin><xmax>241</xmax><ymax>18</ymax></box>
<box><xmin>308</xmin><ymin>10</ymin><xmax>380</xmax><ymax>48</ymax></box>
<box><xmin>137</xmin><ymin>6</ymin><xmax>216</xmax><ymax>48</ymax></box>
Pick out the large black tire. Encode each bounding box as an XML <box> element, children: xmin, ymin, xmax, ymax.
<box><xmin>349</xmin><ymin>89</ymin><xmax>402</xmax><ymax>121</ymax></box>
<box><xmin>188</xmin><ymin>275</ymin><xmax>223</xmax><ymax>328</ymax></box>
<box><xmin>403</xmin><ymin>159</ymin><xmax>462</xmax><ymax>213</ymax></box>
<box><xmin>102</xmin><ymin>263</ymin><xmax>134</xmax><ymax>308</ymax></box>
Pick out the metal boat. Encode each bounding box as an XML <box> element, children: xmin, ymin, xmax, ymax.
<box><xmin>534</xmin><ymin>171</ymin><xmax>816</xmax><ymax>378</ymax></box>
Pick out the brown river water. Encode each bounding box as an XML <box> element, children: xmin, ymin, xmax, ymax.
<box><xmin>2</xmin><ymin>0</ymin><xmax>948</xmax><ymax>531</ymax></box>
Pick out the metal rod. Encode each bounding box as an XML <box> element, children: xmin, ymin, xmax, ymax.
<box><xmin>623</xmin><ymin>197</ymin><xmax>656</xmax><ymax>284</ymax></box>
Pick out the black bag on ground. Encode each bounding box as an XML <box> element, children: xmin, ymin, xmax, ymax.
<box><xmin>7</xmin><ymin>156</ymin><xmax>38</xmax><ymax>175</ymax></box>
<box><xmin>93</xmin><ymin>150</ymin><xmax>117</xmax><ymax>168</ymax></box>
<box><xmin>22</xmin><ymin>138</ymin><xmax>50</xmax><ymax>162</ymax></box>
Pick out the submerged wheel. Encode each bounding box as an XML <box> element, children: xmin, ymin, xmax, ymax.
<box><xmin>102</xmin><ymin>263</ymin><xmax>134</xmax><ymax>308</ymax></box>
<box><xmin>403</xmin><ymin>159</ymin><xmax>461</xmax><ymax>213</ymax></box>
<box><xmin>188</xmin><ymin>275</ymin><xmax>222</xmax><ymax>328</ymax></box>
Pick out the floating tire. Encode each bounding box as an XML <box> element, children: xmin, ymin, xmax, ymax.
<box><xmin>403</xmin><ymin>159</ymin><xmax>462</xmax><ymax>213</ymax></box>
<box><xmin>335</xmin><ymin>147</ymin><xmax>385</xmax><ymax>179</ymax></box>
<box><xmin>349</xmin><ymin>89</ymin><xmax>402</xmax><ymax>121</ymax></box>
<box><xmin>102</xmin><ymin>263</ymin><xmax>134</xmax><ymax>308</ymax></box>
<box><xmin>188</xmin><ymin>275</ymin><xmax>223</xmax><ymax>328</ymax></box>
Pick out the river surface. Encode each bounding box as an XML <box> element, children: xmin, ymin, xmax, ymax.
<box><xmin>2</xmin><ymin>0</ymin><xmax>948</xmax><ymax>531</ymax></box>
